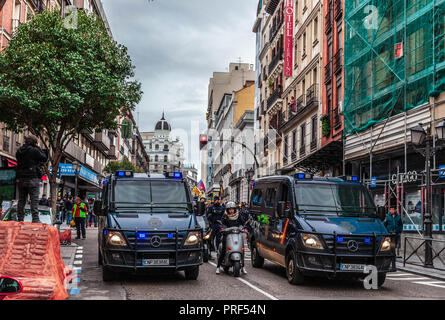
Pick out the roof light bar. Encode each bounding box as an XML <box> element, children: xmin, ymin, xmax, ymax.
<box><xmin>294</xmin><ymin>173</ymin><xmax>313</xmax><ymax>180</ymax></box>
<box><xmin>164</xmin><ymin>172</ymin><xmax>183</xmax><ymax>179</ymax></box>
<box><xmin>115</xmin><ymin>171</ymin><xmax>134</xmax><ymax>178</ymax></box>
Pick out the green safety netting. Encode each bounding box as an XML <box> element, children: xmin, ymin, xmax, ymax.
<box><xmin>343</xmin><ymin>0</ymin><xmax>445</xmax><ymax>134</ymax></box>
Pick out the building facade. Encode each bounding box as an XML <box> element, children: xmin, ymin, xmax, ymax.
<box><xmin>342</xmin><ymin>0</ymin><xmax>445</xmax><ymax>234</ymax></box>
<box><xmin>201</xmin><ymin>62</ymin><xmax>255</xmax><ymax>196</ymax></box>
<box><xmin>142</xmin><ymin>113</ymin><xmax>185</xmax><ymax>175</ymax></box>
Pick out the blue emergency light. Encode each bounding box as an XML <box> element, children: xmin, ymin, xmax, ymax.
<box><xmin>165</xmin><ymin>172</ymin><xmax>183</xmax><ymax>179</ymax></box>
<box><xmin>137</xmin><ymin>232</ymin><xmax>147</xmax><ymax>239</ymax></box>
<box><xmin>116</xmin><ymin>170</ymin><xmax>133</xmax><ymax>178</ymax></box>
<box><xmin>364</xmin><ymin>237</ymin><xmax>371</xmax><ymax>243</ymax></box>
<box><xmin>337</xmin><ymin>236</ymin><xmax>344</xmax><ymax>242</ymax></box>
<box><xmin>167</xmin><ymin>233</ymin><xmax>174</xmax><ymax>239</ymax></box>
<box><xmin>338</xmin><ymin>175</ymin><xmax>360</xmax><ymax>182</ymax></box>
<box><xmin>294</xmin><ymin>173</ymin><xmax>313</xmax><ymax>180</ymax></box>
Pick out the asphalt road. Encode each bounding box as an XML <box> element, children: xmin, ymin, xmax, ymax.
<box><xmin>65</xmin><ymin>227</ymin><xmax>445</xmax><ymax>300</ymax></box>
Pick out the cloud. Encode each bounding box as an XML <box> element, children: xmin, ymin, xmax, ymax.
<box><xmin>101</xmin><ymin>0</ymin><xmax>257</xmax><ymax>177</ymax></box>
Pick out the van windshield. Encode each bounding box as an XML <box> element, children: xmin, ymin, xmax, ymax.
<box><xmin>295</xmin><ymin>183</ymin><xmax>376</xmax><ymax>217</ymax></box>
<box><xmin>113</xmin><ymin>180</ymin><xmax>190</xmax><ymax>212</ymax></box>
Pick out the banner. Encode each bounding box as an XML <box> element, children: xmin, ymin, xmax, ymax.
<box><xmin>284</xmin><ymin>0</ymin><xmax>294</xmax><ymax>77</ymax></box>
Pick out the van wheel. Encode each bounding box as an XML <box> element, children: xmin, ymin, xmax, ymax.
<box><xmin>251</xmin><ymin>242</ymin><xmax>264</xmax><ymax>268</ymax></box>
<box><xmin>98</xmin><ymin>249</ymin><xmax>103</xmax><ymax>266</ymax></box>
<box><xmin>184</xmin><ymin>266</ymin><xmax>199</xmax><ymax>280</ymax></box>
<box><xmin>286</xmin><ymin>250</ymin><xmax>305</xmax><ymax>285</ymax></box>
<box><xmin>102</xmin><ymin>266</ymin><xmax>116</xmax><ymax>282</ymax></box>
<box><xmin>378</xmin><ymin>273</ymin><xmax>386</xmax><ymax>287</ymax></box>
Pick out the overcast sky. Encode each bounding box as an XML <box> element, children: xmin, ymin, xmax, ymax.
<box><xmin>101</xmin><ymin>0</ymin><xmax>257</xmax><ymax>178</ymax></box>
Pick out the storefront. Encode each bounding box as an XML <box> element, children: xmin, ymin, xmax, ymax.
<box><xmin>54</xmin><ymin>163</ymin><xmax>102</xmax><ymax>198</ymax></box>
<box><xmin>352</xmin><ymin>150</ymin><xmax>445</xmax><ymax>234</ymax></box>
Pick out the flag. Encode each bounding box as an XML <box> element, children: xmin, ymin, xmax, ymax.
<box><xmin>197</xmin><ymin>180</ymin><xmax>206</xmax><ymax>192</ymax></box>
<box><xmin>192</xmin><ymin>186</ymin><xmax>200</xmax><ymax>196</ymax></box>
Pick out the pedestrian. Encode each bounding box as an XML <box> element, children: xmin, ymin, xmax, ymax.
<box><xmin>383</xmin><ymin>203</ymin><xmax>403</xmax><ymax>257</ymax></box>
<box><xmin>56</xmin><ymin>195</ymin><xmax>64</xmax><ymax>222</ymax></box>
<box><xmin>87</xmin><ymin>198</ymin><xmax>97</xmax><ymax>227</ymax></box>
<box><xmin>61</xmin><ymin>196</ymin><xmax>67</xmax><ymax>222</ymax></box>
<box><xmin>39</xmin><ymin>194</ymin><xmax>50</xmax><ymax>206</ymax></box>
<box><xmin>65</xmin><ymin>196</ymin><xmax>74</xmax><ymax>226</ymax></box>
<box><xmin>15</xmin><ymin>134</ymin><xmax>48</xmax><ymax>223</ymax></box>
<box><xmin>206</xmin><ymin>196</ymin><xmax>225</xmax><ymax>253</ymax></box>
<box><xmin>72</xmin><ymin>196</ymin><xmax>87</xmax><ymax>239</ymax></box>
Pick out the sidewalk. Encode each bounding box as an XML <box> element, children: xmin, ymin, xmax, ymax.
<box><xmin>60</xmin><ymin>224</ymin><xmax>78</xmax><ymax>268</ymax></box>
<box><xmin>396</xmin><ymin>257</ymin><xmax>445</xmax><ymax>281</ymax></box>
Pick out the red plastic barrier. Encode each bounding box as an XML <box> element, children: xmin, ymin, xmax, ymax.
<box><xmin>59</xmin><ymin>229</ymin><xmax>71</xmax><ymax>245</ymax></box>
<box><xmin>0</xmin><ymin>221</ymin><xmax>69</xmax><ymax>300</ymax></box>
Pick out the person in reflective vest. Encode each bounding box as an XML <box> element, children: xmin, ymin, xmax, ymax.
<box><xmin>72</xmin><ymin>197</ymin><xmax>87</xmax><ymax>239</ymax></box>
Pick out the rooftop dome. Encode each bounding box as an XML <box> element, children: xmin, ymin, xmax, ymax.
<box><xmin>155</xmin><ymin>112</ymin><xmax>171</xmax><ymax>131</ymax></box>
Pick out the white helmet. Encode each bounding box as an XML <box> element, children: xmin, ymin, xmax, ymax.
<box><xmin>226</xmin><ymin>202</ymin><xmax>236</xmax><ymax>210</ymax></box>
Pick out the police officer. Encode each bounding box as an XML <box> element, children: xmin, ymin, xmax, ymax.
<box><xmin>16</xmin><ymin>134</ymin><xmax>48</xmax><ymax>223</ymax></box>
<box><xmin>72</xmin><ymin>197</ymin><xmax>88</xmax><ymax>239</ymax></box>
<box><xmin>206</xmin><ymin>196</ymin><xmax>225</xmax><ymax>254</ymax></box>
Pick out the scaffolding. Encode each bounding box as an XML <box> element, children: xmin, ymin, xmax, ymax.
<box><xmin>343</xmin><ymin>0</ymin><xmax>445</xmax><ymax>135</ymax></box>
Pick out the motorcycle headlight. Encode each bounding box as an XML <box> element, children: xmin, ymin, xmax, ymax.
<box><xmin>380</xmin><ymin>237</ymin><xmax>392</xmax><ymax>252</ymax></box>
<box><xmin>107</xmin><ymin>232</ymin><xmax>127</xmax><ymax>246</ymax></box>
<box><xmin>184</xmin><ymin>232</ymin><xmax>201</xmax><ymax>246</ymax></box>
<box><xmin>301</xmin><ymin>234</ymin><xmax>324</xmax><ymax>250</ymax></box>
<box><xmin>203</xmin><ymin>230</ymin><xmax>211</xmax><ymax>240</ymax></box>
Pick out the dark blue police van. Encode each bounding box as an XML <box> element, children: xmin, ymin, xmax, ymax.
<box><xmin>94</xmin><ymin>171</ymin><xmax>206</xmax><ymax>281</ymax></box>
<box><xmin>248</xmin><ymin>173</ymin><xmax>396</xmax><ymax>286</ymax></box>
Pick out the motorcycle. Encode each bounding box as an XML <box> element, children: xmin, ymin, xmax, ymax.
<box><xmin>0</xmin><ymin>275</ymin><xmax>23</xmax><ymax>300</ymax></box>
<box><xmin>196</xmin><ymin>215</ymin><xmax>212</xmax><ymax>262</ymax></box>
<box><xmin>216</xmin><ymin>223</ymin><xmax>246</xmax><ymax>277</ymax></box>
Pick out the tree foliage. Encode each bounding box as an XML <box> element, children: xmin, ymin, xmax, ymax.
<box><xmin>0</xmin><ymin>9</ymin><xmax>143</xmax><ymax>212</ymax></box>
<box><xmin>103</xmin><ymin>157</ymin><xmax>144</xmax><ymax>174</ymax></box>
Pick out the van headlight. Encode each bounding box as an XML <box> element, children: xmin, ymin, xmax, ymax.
<box><xmin>107</xmin><ymin>232</ymin><xmax>127</xmax><ymax>246</ymax></box>
<box><xmin>380</xmin><ymin>237</ymin><xmax>392</xmax><ymax>251</ymax></box>
<box><xmin>301</xmin><ymin>234</ymin><xmax>324</xmax><ymax>250</ymax></box>
<box><xmin>184</xmin><ymin>232</ymin><xmax>200</xmax><ymax>246</ymax></box>
<box><xmin>203</xmin><ymin>230</ymin><xmax>211</xmax><ymax>240</ymax></box>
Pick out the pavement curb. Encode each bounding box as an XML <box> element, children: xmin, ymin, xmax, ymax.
<box><xmin>396</xmin><ymin>264</ymin><xmax>445</xmax><ymax>282</ymax></box>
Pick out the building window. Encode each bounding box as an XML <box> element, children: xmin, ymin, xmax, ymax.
<box><xmin>2</xmin><ymin>129</ymin><xmax>10</xmax><ymax>153</ymax></box>
<box><xmin>311</xmin><ymin>116</ymin><xmax>317</xmax><ymax>149</ymax></box>
<box><xmin>313</xmin><ymin>16</ymin><xmax>318</xmax><ymax>43</ymax></box>
<box><xmin>164</xmin><ymin>155</ymin><xmax>168</xmax><ymax>162</ymax></box>
<box><xmin>300</xmin><ymin>123</ymin><xmax>306</xmax><ymax>155</ymax></box>
<box><xmin>155</xmin><ymin>155</ymin><xmax>158</xmax><ymax>162</ymax></box>
<box><xmin>302</xmin><ymin>32</ymin><xmax>306</xmax><ymax>57</ymax></box>
<box><xmin>155</xmin><ymin>144</ymin><xmax>159</xmax><ymax>150</ymax></box>
<box><xmin>337</xmin><ymin>24</ymin><xmax>343</xmax><ymax>50</ymax></box>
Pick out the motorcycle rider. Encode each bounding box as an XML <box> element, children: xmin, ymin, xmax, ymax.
<box><xmin>216</xmin><ymin>201</ymin><xmax>247</xmax><ymax>275</ymax></box>
<box><xmin>206</xmin><ymin>196</ymin><xmax>225</xmax><ymax>255</ymax></box>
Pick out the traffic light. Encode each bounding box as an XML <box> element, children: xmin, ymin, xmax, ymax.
<box><xmin>199</xmin><ymin>134</ymin><xmax>208</xmax><ymax>149</ymax></box>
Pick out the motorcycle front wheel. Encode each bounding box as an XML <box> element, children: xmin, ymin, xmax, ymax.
<box><xmin>233</xmin><ymin>261</ymin><xmax>241</xmax><ymax>277</ymax></box>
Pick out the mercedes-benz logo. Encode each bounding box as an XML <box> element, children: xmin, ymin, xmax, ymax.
<box><xmin>150</xmin><ymin>236</ymin><xmax>162</xmax><ymax>248</ymax></box>
<box><xmin>347</xmin><ymin>240</ymin><xmax>359</xmax><ymax>252</ymax></box>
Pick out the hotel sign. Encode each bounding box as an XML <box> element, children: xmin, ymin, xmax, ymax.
<box><xmin>284</xmin><ymin>0</ymin><xmax>294</xmax><ymax>77</ymax></box>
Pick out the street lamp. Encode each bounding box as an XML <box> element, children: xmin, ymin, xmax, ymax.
<box><xmin>72</xmin><ymin>160</ymin><xmax>80</xmax><ymax>198</ymax></box>
<box><xmin>410</xmin><ymin>122</ymin><xmax>445</xmax><ymax>268</ymax></box>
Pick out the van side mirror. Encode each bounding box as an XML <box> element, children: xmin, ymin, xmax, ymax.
<box><xmin>377</xmin><ymin>206</ymin><xmax>386</xmax><ymax>221</ymax></box>
<box><xmin>277</xmin><ymin>201</ymin><xmax>286</xmax><ymax>218</ymax></box>
<box><xmin>93</xmin><ymin>201</ymin><xmax>104</xmax><ymax>216</ymax></box>
<box><xmin>196</xmin><ymin>201</ymin><xmax>206</xmax><ymax>216</ymax></box>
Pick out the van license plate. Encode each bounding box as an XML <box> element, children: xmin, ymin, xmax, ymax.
<box><xmin>142</xmin><ymin>259</ymin><xmax>169</xmax><ymax>266</ymax></box>
<box><xmin>340</xmin><ymin>263</ymin><xmax>366</xmax><ymax>271</ymax></box>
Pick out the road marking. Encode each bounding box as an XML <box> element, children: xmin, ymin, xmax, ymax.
<box><xmin>208</xmin><ymin>261</ymin><xmax>278</xmax><ymax>300</ymax></box>
<box><xmin>385</xmin><ymin>273</ymin><xmax>412</xmax><ymax>277</ymax></box>
<box><xmin>412</xmin><ymin>281</ymin><xmax>445</xmax><ymax>289</ymax></box>
<box><xmin>75</xmin><ymin>254</ymin><xmax>83</xmax><ymax>259</ymax></box>
<box><xmin>386</xmin><ymin>277</ymin><xmax>429</xmax><ymax>281</ymax></box>
<box><xmin>74</xmin><ymin>260</ymin><xmax>82</xmax><ymax>265</ymax></box>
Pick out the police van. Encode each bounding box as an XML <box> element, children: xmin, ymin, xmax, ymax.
<box><xmin>248</xmin><ymin>174</ymin><xmax>396</xmax><ymax>286</ymax></box>
<box><xmin>94</xmin><ymin>171</ymin><xmax>206</xmax><ymax>281</ymax></box>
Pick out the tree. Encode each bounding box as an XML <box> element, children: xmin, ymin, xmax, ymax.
<box><xmin>103</xmin><ymin>157</ymin><xmax>144</xmax><ymax>175</ymax></box>
<box><xmin>0</xmin><ymin>10</ymin><xmax>142</xmax><ymax>218</ymax></box>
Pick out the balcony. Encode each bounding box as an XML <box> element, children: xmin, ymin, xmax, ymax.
<box><xmin>306</xmin><ymin>84</ymin><xmax>318</xmax><ymax>108</ymax></box>
<box><xmin>94</xmin><ymin>159</ymin><xmax>104</xmax><ymax>175</ymax></box>
<box><xmin>334</xmin><ymin>0</ymin><xmax>343</xmax><ymax>20</ymax></box>
<box><xmin>93</xmin><ymin>131</ymin><xmax>110</xmax><ymax>152</ymax></box>
<box><xmin>325</xmin><ymin>11</ymin><xmax>332</xmax><ymax>34</ymax></box>
<box><xmin>283</xmin><ymin>155</ymin><xmax>288</xmax><ymax>165</ymax></box>
<box><xmin>81</xmin><ymin>128</ymin><xmax>94</xmax><ymax>141</ymax></box>
<box><xmin>324</xmin><ymin>61</ymin><xmax>332</xmax><ymax>84</ymax></box>
<box><xmin>311</xmin><ymin>139</ymin><xmax>317</xmax><ymax>151</ymax></box>
<box><xmin>65</xmin><ymin>141</ymin><xmax>85</xmax><ymax>163</ymax></box>
<box><xmin>267</xmin><ymin>86</ymin><xmax>282</xmax><ymax>110</ymax></box>
<box><xmin>268</xmin><ymin>48</ymin><xmax>283</xmax><ymax>74</ymax></box>
<box><xmin>333</xmin><ymin>48</ymin><xmax>343</xmax><ymax>74</ymax></box>
<box><xmin>108</xmin><ymin>145</ymin><xmax>117</xmax><ymax>160</ymax></box>
<box><xmin>300</xmin><ymin>145</ymin><xmax>306</xmax><ymax>157</ymax></box>
<box><xmin>269</xmin><ymin>13</ymin><xmax>284</xmax><ymax>43</ymax></box>
<box><xmin>263</xmin><ymin>135</ymin><xmax>269</xmax><ymax>153</ymax></box>
<box><xmin>291</xmin><ymin>151</ymin><xmax>297</xmax><ymax>161</ymax></box>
